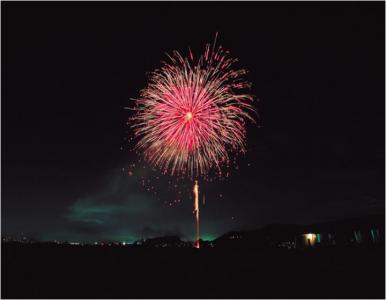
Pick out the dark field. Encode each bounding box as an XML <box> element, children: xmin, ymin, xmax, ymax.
<box><xmin>2</xmin><ymin>243</ymin><xmax>384</xmax><ymax>299</ymax></box>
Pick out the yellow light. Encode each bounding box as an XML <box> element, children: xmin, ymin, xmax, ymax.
<box><xmin>305</xmin><ymin>233</ymin><xmax>316</xmax><ymax>247</ymax></box>
<box><xmin>186</xmin><ymin>112</ymin><xmax>193</xmax><ymax>121</ymax></box>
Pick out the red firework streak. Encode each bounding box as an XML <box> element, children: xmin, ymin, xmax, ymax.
<box><xmin>131</xmin><ymin>34</ymin><xmax>256</xmax><ymax>248</ymax></box>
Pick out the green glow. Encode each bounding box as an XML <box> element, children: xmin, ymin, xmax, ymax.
<box><xmin>370</xmin><ymin>229</ymin><xmax>379</xmax><ymax>243</ymax></box>
<box><xmin>354</xmin><ymin>230</ymin><xmax>362</xmax><ymax>243</ymax></box>
<box><xmin>67</xmin><ymin>203</ymin><xmax>117</xmax><ymax>223</ymax></box>
<box><xmin>109</xmin><ymin>234</ymin><xmax>138</xmax><ymax>244</ymax></box>
<box><xmin>200</xmin><ymin>234</ymin><xmax>217</xmax><ymax>241</ymax></box>
<box><xmin>370</xmin><ymin>229</ymin><xmax>375</xmax><ymax>242</ymax></box>
<box><xmin>316</xmin><ymin>234</ymin><xmax>321</xmax><ymax>243</ymax></box>
<box><xmin>63</xmin><ymin>195</ymin><xmax>223</xmax><ymax>244</ymax></box>
<box><xmin>67</xmin><ymin>198</ymin><xmax>153</xmax><ymax>224</ymax></box>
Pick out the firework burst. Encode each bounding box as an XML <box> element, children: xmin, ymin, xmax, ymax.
<box><xmin>131</xmin><ymin>35</ymin><xmax>256</xmax><ymax>179</ymax></box>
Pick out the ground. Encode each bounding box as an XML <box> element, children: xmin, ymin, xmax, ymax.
<box><xmin>2</xmin><ymin>243</ymin><xmax>384</xmax><ymax>298</ymax></box>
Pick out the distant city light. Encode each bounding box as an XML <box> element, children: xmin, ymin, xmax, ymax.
<box><xmin>306</xmin><ymin>233</ymin><xmax>314</xmax><ymax>240</ymax></box>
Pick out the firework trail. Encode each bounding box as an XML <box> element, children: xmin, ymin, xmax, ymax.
<box><xmin>193</xmin><ymin>180</ymin><xmax>200</xmax><ymax>248</ymax></box>
<box><xmin>131</xmin><ymin>34</ymin><xmax>255</xmax><ymax>179</ymax></box>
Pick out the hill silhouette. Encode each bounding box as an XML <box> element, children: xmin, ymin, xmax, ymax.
<box><xmin>2</xmin><ymin>214</ymin><xmax>384</xmax><ymax>298</ymax></box>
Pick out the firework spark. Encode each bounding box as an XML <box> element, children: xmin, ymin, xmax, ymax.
<box><xmin>131</xmin><ymin>35</ymin><xmax>256</xmax><ymax>179</ymax></box>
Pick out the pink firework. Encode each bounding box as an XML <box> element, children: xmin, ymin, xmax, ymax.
<box><xmin>131</xmin><ymin>35</ymin><xmax>256</xmax><ymax>178</ymax></box>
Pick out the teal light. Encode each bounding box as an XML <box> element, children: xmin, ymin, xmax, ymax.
<box><xmin>201</xmin><ymin>234</ymin><xmax>216</xmax><ymax>241</ymax></box>
<box><xmin>354</xmin><ymin>231</ymin><xmax>359</xmax><ymax>242</ymax></box>
<box><xmin>370</xmin><ymin>229</ymin><xmax>376</xmax><ymax>243</ymax></box>
<box><xmin>316</xmin><ymin>234</ymin><xmax>321</xmax><ymax>243</ymax></box>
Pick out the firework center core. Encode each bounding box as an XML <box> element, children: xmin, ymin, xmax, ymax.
<box><xmin>186</xmin><ymin>112</ymin><xmax>193</xmax><ymax>121</ymax></box>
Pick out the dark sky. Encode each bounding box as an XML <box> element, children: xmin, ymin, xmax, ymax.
<box><xmin>2</xmin><ymin>2</ymin><xmax>385</xmax><ymax>243</ymax></box>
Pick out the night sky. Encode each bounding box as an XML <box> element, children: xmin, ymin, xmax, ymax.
<box><xmin>2</xmin><ymin>2</ymin><xmax>384</xmax><ymax>243</ymax></box>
